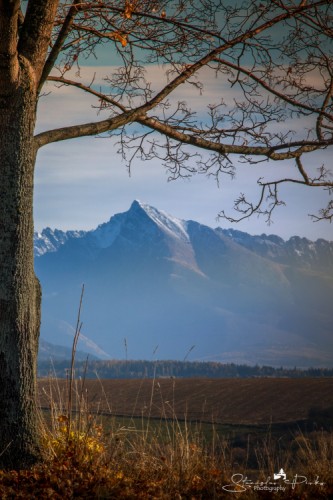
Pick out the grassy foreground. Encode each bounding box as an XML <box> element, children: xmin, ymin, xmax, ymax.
<box><xmin>1</xmin><ymin>376</ymin><xmax>333</xmax><ymax>499</ymax></box>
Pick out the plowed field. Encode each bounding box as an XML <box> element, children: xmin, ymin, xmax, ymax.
<box><xmin>38</xmin><ymin>377</ymin><xmax>333</xmax><ymax>425</ymax></box>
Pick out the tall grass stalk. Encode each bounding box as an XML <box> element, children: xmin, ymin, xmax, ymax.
<box><xmin>67</xmin><ymin>283</ymin><xmax>84</xmax><ymax>435</ymax></box>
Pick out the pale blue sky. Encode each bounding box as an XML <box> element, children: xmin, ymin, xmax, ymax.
<box><xmin>34</xmin><ymin>63</ymin><xmax>333</xmax><ymax>242</ymax></box>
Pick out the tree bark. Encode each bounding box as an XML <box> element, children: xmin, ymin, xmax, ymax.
<box><xmin>0</xmin><ymin>56</ymin><xmax>41</xmax><ymax>469</ymax></box>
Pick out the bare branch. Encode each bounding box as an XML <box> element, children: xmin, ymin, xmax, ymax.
<box><xmin>316</xmin><ymin>77</ymin><xmax>333</xmax><ymax>140</ymax></box>
<box><xmin>137</xmin><ymin>115</ymin><xmax>329</xmax><ymax>161</ymax></box>
<box><xmin>219</xmin><ymin>159</ymin><xmax>333</xmax><ymax>223</ymax></box>
<box><xmin>27</xmin><ymin>0</ymin><xmax>333</xmax><ymax>223</ymax></box>
<box><xmin>34</xmin><ymin>108</ymin><xmax>138</xmax><ymax>148</ymax></box>
<box><xmin>38</xmin><ymin>0</ymin><xmax>82</xmax><ymax>93</ymax></box>
<box><xmin>310</xmin><ymin>199</ymin><xmax>333</xmax><ymax>222</ymax></box>
<box><xmin>18</xmin><ymin>0</ymin><xmax>59</xmax><ymax>83</ymax></box>
<box><xmin>47</xmin><ymin>75</ymin><xmax>127</xmax><ymax>112</ymax></box>
<box><xmin>213</xmin><ymin>57</ymin><xmax>333</xmax><ymax>124</ymax></box>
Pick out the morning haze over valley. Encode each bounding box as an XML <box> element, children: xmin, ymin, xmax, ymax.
<box><xmin>34</xmin><ymin>200</ymin><xmax>333</xmax><ymax>369</ymax></box>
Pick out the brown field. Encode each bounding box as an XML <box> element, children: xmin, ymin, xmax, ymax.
<box><xmin>2</xmin><ymin>378</ymin><xmax>329</xmax><ymax>498</ymax></box>
<box><xmin>38</xmin><ymin>377</ymin><xmax>333</xmax><ymax>425</ymax></box>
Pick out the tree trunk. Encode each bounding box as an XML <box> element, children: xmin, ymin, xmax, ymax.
<box><xmin>0</xmin><ymin>58</ymin><xmax>42</xmax><ymax>468</ymax></box>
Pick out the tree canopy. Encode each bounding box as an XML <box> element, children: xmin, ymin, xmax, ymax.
<box><xmin>20</xmin><ymin>0</ymin><xmax>333</xmax><ymax>223</ymax></box>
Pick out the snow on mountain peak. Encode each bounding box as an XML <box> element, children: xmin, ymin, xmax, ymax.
<box><xmin>130</xmin><ymin>200</ymin><xmax>189</xmax><ymax>242</ymax></box>
<box><xmin>90</xmin><ymin>216</ymin><xmax>123</xmax><ymax>249</ymax></box>
<box><xmin>34</xmin><ymin>228</ymin><xmax>85</xmax><ymax>256</ymax></box>
<box><xmin>34</xmin><ymin>201</ymin><xmax>333</xmax><ymax>272</ymax></box>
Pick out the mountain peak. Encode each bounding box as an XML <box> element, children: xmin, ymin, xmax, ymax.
<box><xmin>130</xmin><ymin>199</ymin><xmax>145</xmax><ymax>210</ymax></box>
<box><xmin>34</xmin><ymin>201</ymin><xmax>333</xmax><ymax>366</ymax></box>
<box><xmin>129</xmin><ymin>200</ymin><xmax>189</xmax><ymax>242</ymax></box>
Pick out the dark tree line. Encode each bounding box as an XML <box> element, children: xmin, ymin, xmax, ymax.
<box><xmin>38</xmin><ymin>359</ymin><xmax>333</xmax><ymax>379</ymax></box>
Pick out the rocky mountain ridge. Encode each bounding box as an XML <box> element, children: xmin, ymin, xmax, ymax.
<box><xmin>35</xmin><ymin>201</ymin><xmax>333</xmax><ymax>271</ymax></box>
<box><xmin>35</xmin><ymin>201</ymin><xmax>333</xmax><ymax>367</ymax></box>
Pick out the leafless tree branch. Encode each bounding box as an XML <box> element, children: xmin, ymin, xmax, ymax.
<box><xmin>31</xmin><ymin>0</ymin><xmax>333</xmax><ymax>222</ymax></box>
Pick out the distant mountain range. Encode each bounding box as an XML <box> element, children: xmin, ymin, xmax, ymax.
<box><xmin>35</xmin><ymin>200</ymin><xmax>333</xmax><ymax>367</ymax></box>
<box><xmin>38</xmin><ymin>339</ymin><xmax>97</xmax><ymax>363</ymax></box>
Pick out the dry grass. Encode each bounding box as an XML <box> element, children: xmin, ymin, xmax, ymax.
<box><xmin>1</xmin><ymin>372</ymin><xmax>333</xmax><ymax>499</ymax></box>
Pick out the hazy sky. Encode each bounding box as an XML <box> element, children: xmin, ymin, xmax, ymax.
<box><xmin>34</xmin><ymin>62</ymin><xmax>333</xmax><ymax>242</ymax></box>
